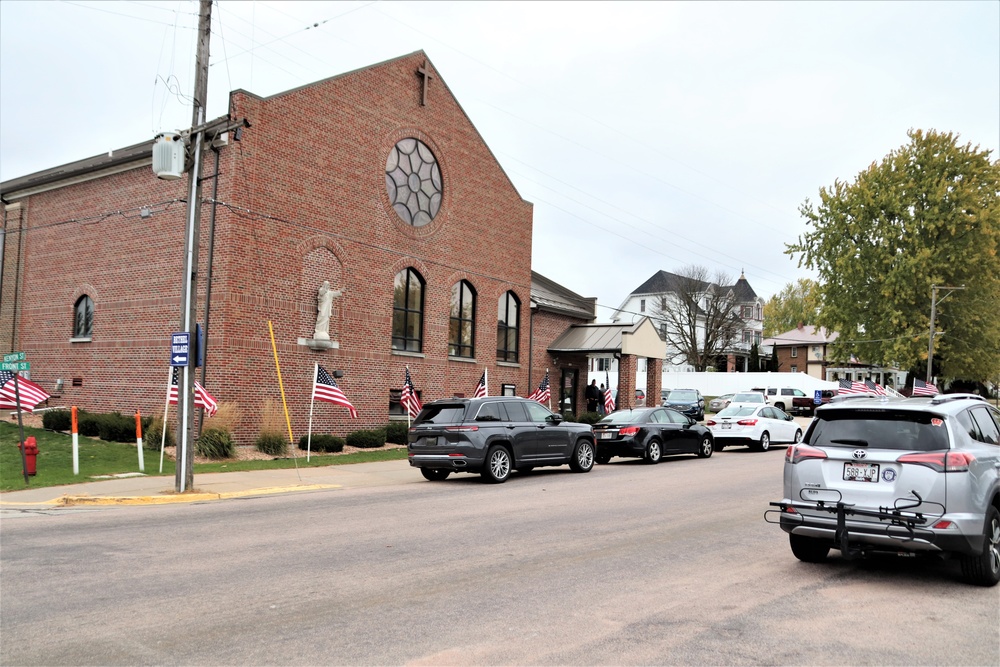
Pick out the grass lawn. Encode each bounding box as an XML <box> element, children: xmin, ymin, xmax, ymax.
<box><xmin>0</xmin><ymin>422</ymin><xmax>407</xmax><ymax>492</ymax></box>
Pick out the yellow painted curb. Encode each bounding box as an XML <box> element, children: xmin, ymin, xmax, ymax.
<box><xmin>0</xmin><ymin>484</ymin><xmax>340</xmax><ymax>507</ymax></box>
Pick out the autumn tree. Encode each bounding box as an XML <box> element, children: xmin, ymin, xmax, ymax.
<box><xmin>648</xmin><ymin>266</ymin><xmax>746</xmax><ymax>372</ymax></box>
<box><xmin>786</xmin><ymin>129</ymin><xmax>1000</xmax><ymax>381</ymax></box>
<box><xmin>762</xmin><ymin>278</ymin><xmax>822</xmax><ymax>337</ymax></box>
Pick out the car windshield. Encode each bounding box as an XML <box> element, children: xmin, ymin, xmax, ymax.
<box><xmin>731</xmin><ymin>393</ymin><xmax>764</xmax><ymax>403</ymax></box>
<box><xmin>666</xmin><ymin>390</ymin><xmax>698</xmax><ymax>401</ymax></box>
<box><xmin>413</xmin><ymin>404</ymin><xmax>467</xmax><ymax>425</ymax></box>
<box><xmin>717</xmin><ymin>406</ymin><xmax>757</xmax><ymax>418</ymax></box>
<box><xmin>807</xmin><ymin>409</ymin><xmax>950</xmax><ymax>451</ymax></box>
<box><xmin>599</xmin><ymin>409</ymin><xmax>654</xmax><ymax>424</ymax></box>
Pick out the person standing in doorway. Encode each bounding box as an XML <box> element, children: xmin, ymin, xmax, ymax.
<box><xmin>586</xmin><ymin>379</ymin><xmax>600</xmax><ymax>413</ymax></box>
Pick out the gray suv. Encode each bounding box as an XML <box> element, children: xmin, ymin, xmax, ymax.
<box><xmin>769</xmin><ymin>394</ymin><xmax>1000</xmax><ymax>586</ymax></box>
<box><xmin>407</xmin><ymin>397</ymin><xmax>596</xmax><ymax>483</ymax></box>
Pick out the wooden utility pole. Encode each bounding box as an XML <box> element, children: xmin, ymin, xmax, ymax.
<box><xmin>176</xmin><ymin>0</ymin><xmax>212</xmax><ymax>493</ymax></box>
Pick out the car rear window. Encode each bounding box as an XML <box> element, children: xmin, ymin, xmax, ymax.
<box><xmin>806</xmin><ymin>409</ymin><xmax>950</xmax><ymax>451</ymax></box>
<box><xmin>731</xmin><ymin>393</ymin><xmax>764</xmax><ymax>403</ymax></box>
<box><xmin>667</xmin><ymin>391</ymin><xmax>698</xmax><ymax>401</ymax></box>
<box><xmin>599</xmin><ymin>409</ymin><xmax>654</xmax><ymax>424</ymax></box>
<box><xmin>413</xmin><ymin>404</ymin><xmax>467</xmax><ymax>425</ymax></box>
<box><xmin>717</xmin><ymin>406</ymin><xmax>756</xmax><ymax>418</ymax></box>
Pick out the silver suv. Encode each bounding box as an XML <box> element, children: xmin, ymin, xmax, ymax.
<box><xmin>768</xmin><ymin>394</ymin><xmax>1000</xmax><ymax>586</ymax></box>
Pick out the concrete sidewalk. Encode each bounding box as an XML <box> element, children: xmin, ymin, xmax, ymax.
<box><xmin>0</xmin><ymin>459</ymin><xmax>420</xmax><ymax>508</ymax></box>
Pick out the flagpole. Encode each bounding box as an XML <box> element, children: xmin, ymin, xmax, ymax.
<box><xmin>159</xmin><ymin>367</ymin><xmax>172</xmax><ymax>473</ymax></box>
<box><xmin>485</xmin><ymin>366</ymin><xmax>489</xmax><ymax>397</ymax></box>
<box><xmin>546</xmin><ymin>367</ymin><xmax>551</xmax><ymax>411</ymax></box>
<box><xmin>306</xmin><ymin>363</ymin><xmax>317</xmax><ymax>463</ymax></box>
<box><xmin>406</xmin><ymin>365</ymin><xmax>411</xmax><ymax>429</ymax></box>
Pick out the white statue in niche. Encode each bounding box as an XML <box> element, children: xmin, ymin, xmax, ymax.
<box><xmin>313</xmin><ymin>281</ymin><xmax>342</xmax><ymax>340</ymax></box>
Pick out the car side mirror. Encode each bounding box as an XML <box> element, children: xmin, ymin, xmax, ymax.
<box><xmin>687</xmin><ymin>416</ymin><xmax>696</xmax><ymax>426</ymax></box>
<box><xmin>547</xmin><ymin>414</ymin><xmax>564</xmax><ymax>424</ymax></box>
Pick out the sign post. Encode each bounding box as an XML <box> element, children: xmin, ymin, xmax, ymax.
<box><xmin>814</xmin><ymin>390</ymin><xmax>823</xmax><ymax>406</ymax></box>
<box><xmin>4</xmin><ymin>352</ymin><xmax>31</xmax><ymax>486</ymax></box>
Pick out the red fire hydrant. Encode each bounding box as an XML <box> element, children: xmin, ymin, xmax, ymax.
<box><xmin>19</xmin><ymin>436</ymin><xmax>38</xmax><ymax>476</ymax></box>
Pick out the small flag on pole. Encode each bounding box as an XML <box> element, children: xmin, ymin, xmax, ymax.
<box><xmin>313</xmin><ymin>365</ymin><xmax>357</xmax><ymax>418</ymax></box>
<box><xmin>912</xmin><ymin>378</ymin><xmax>939</xmax><ymax>396</ymax></box>
<box><xmin>527</xmin><ymin>371</ymin><xmax>551</xmax><ymax>404</ymax></box>
<box><xmin>837</xmin><ymin>378</ymin><xmax>868</xmax><ymax>395</ymax></box>
<box><xmin>474</xmin><ymin>369</ymin><xmax>488</xmax><ymax>398</ymax></box>
<box><xmin>604</xmin><ymin>370</ymin><xmax>615</xmax><ymax>414</ymax></box>
<box><xmin>864</xmin><ymin>379</ymin><xmax>886</xmax><ymax>396</ymax></box>
<box><xmin>168</xmin><ymin>367</ymin><xmax>218</xmax><ymax>417</ymax></box>
<box><xmin>0</xmin><ymin>371</ymin><xmax>51</xmax><ymax>412</ymax></box>
<box><xmin>401</xmin><ymin>367</ymin><xmax>422</xmax><ymax>418</ymax></box>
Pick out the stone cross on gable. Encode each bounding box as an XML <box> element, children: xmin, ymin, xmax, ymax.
<box><xmin>417</xmin><ymin>60</ymin><xmax>433</xmax><ymax>106</ymax></box>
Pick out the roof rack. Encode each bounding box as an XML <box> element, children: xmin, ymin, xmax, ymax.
<box><xmin>829</xmin><ymin>393</ymin><xmax>881</xmax><ymax>403</ymax></box>
<box><xmin>929</xmin><ymin>393</ymin><xmax>986</xmax><ymax>405</ymax></box>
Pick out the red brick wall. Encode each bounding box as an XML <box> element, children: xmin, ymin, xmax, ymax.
<box><xmin>645</xmin><ymin>358</ymin><xmax>663</xmax><ymax>406</ymax></box>
<box><xmin>5</xmin><ymin>52</ymin><xmax>547</xmax><ymax>445</ymax></box>
<box><xmin>527</xmin><ymin>309</ymin><xmax>592</xmax><ymax>414</ymax></box>
<box><xmin>618</xmin><ymin>355</ymin><xmax>638</xmax><ymax>410</ymax></box>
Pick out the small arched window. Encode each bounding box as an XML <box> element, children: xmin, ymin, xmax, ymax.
<box><xmin>497</xmin><ymin>291</ymin><xmax>520</xmax><ymax>363</ymax></box>
<box><xmin>392</xmin><ymin>268</ymin><xmax>424</xmax><ymax>352</ymax></box>
<box><xmin>73</xmin><ymin>295</ymin><xmax>93</xmax><ymax>339</ymax></box>
<box><xmin>449</xmin><ymin>280</ymin><xmax>476</xmax><ymax>358</ymax></box>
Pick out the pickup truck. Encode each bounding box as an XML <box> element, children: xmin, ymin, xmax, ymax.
<box><xmin>790</xmin><ymin>389</ymin><xmax>835</xmax><ymax>416</ymax></box>
<box><xmin>750</xmin><ymin>387</ymin><xmax>810</xmax><ymax>413</ymax></box>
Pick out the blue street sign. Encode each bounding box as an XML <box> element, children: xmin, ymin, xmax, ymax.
<box><xmin>171</xmin><ymin>332</ymin><xmax>190</xmax><ymax>366</ymax></box>
<box><xmin>814</xmin><ymin>390</ymin><xmax>823</xmax><ymax>405</ymax></box>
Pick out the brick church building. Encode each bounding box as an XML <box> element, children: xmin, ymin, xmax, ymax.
<box><xmin>1</xmin><ymin>51</ymin><xmax>609</xmax><ymax>444</ymax></box>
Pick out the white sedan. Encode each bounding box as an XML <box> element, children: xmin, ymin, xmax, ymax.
<box><xmin>706</xmin><ymin>404</ymin><xmax>802</xmax><ymax>452</ymax></box>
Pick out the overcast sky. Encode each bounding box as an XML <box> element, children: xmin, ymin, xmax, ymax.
<box><xmin>2</xmin><ymin>1</ymin><xmax>997</xmax><ymax>319</ymax></box>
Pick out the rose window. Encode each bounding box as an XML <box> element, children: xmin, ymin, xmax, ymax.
<box><xmin>385</xmin><ymin>138</ymin><xmax>442</xmax><ymax>227</ymax></box>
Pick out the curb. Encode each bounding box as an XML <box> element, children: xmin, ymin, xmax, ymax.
<box><xmin>0</xmin><ymin>484</ymin><xmax>341</xmax><ymax>507</ymax></box>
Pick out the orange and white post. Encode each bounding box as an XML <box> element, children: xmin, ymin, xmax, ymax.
<box><xmin>71</xmin><ymin>406</ymin><xmax>79</xmax><ymax>475</ymax></box>
<box><xmin>135</xmin><ymin>410</ymin><xmax>145</xmax><ymax>472</ymax></box>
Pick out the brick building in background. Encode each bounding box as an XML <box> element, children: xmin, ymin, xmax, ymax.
<box><xmin>1</xmin><ymin>51</ymin><xmax>598</xmax><ymax>444</ymax></box>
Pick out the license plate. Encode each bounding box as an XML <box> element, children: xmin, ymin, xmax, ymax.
<box><xmin>843</xmin><ymin>462</ymin><xmax>880</xmax><ymax>483</ymax></box>
<box><xmin>721</xmin><ymin>423</ymin><xmax>732</xmax><ymax>430</ymax></box>
<box><xmin>599</xmin><ymin>431</ymin><xmax>615</xmax><ymax>439</ymax></box>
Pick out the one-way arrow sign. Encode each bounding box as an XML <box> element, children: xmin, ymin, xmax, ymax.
<box><xmin>171</xmin><ymin>332</ymin><xmax>190</xmax><ymax>367</ymax></box>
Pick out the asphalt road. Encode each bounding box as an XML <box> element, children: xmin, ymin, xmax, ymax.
<box><xmin>2</xmin><ymin>445</ymin><xmax>998</xmax><ymax>666</ymax></box>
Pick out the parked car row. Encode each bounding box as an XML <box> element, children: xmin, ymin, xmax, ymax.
<box><xmin>406</xmin><ymin>396</ymin><xmax>800</xmax><ymax>484</ymax></box>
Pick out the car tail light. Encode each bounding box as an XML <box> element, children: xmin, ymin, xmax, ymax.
<box><xmin>444</xmin><ymin>425</ymin><xmax>479</xmax><ymax>432</ymax></box>
<box><xmin>619</xmin><ymin>426</ymin><xmax>640</xmax><ymax>436</ymax></box>
<box><xmin>736</xmin><ymin>419</ymin><xmax>758</xmax><ymax>426</ymax></box>
<box><xmin>932</xmin><ymin>520</ymin><xmax>953</xmax><ymax>529</ymax></box>
<box><xmin>786</xmin><ymin>444</ymin><xmax>828</xmax><ymax>464</ymax></box>
<box><xmin>706</xmin><ymin>419</ymin><xmax>717</xmax><ymax>426</ymax></box>
<box><xmin>896</xmin><ymin>451</ymin><xmax>974</xmax><ymax>472</ymax></box>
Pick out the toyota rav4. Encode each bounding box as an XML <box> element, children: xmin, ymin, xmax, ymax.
<box><xmin>768</xmin><ymin>394</ymin><xmax>1000</xmax><ymax>586</ymax></box>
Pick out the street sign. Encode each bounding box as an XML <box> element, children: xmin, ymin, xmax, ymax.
<box><xmin>3</xmin><ymin>352</ymin><xmax>25</xmax><ymax>363</ymax></box>
<box><xmin>1</xmin><ymin>361</ymin><xmax>29</xmax><ymax>371</ymax></box>
<box><xmin>171</xmin><ymin>332</ymin><xmax>190</xmax><ymax>366</ymax></box>
<box><xmin>814</xmin><ymin>390</ymin><xmax>823</xmax><ymax>405</ymax></box>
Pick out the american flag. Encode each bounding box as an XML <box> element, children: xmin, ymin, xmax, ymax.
<box><xmin>912</xmin><ymin>378</ymin><xmax>939</xmax><ymax>396</ymax></box>
<box><xmin>604</xmin><ymin>370</ymin><xmax>615</xmax><ymax>413</ymax></box>
<box><xmin>838</xmin><ymin>378</ymin><xmax>869</xmax><ymax>395</ymax></box>
<box><xmin>313</xmin><ymin>365</ymin><xmax>357</xmax><ymax>418</ymax></box>
<box><xmin>401</xmin><ymin>367</ymin><xmax>422</xmax><ymax>418</ymax></box>
<box><xmin>473</xmin><ymin>370</ymin><xmax>488</xmax><ymax>398</ymax></box>
<box><xmin>168</xmin><ymin>367</ymin><xmax>218</xmax><ymax>417</ymax></box>
<box><xmin>527</xmin><ymin>371</ymin><xmax>551</xmax><ymax>403</ymax></box>
<box><xmin>0</xmin><ymin>371</ymin><xmax>51</xmax><ymax>412</ymax></box>
<box><xmin>864</xmin><ymin>379</ymin><xmax>887</xmax><ymax>396</ymax></box>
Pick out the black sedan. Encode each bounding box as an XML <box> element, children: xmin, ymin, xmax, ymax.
<box><xmin>592</xmin><ymin>407</ymin><xmax>715</xmax><ymax>464</ymax></box>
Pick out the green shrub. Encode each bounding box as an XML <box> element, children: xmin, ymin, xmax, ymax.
<box><xmin>42</xmin><ymin>410</ymin><xmax>72</xmax><ymax>432</ymax></box>
<box><xmin>575</xmin><ymin>411</ymin><xmax>604</xmax><ymax>425</ymax></box>
<box><xmin>298</xmin><ymin>434</ymin><xmax>345</xmax><ymax>453</ymax></box>
<box><xmin>77</xmin><ymin>412</ymin><xmax>101</xmax><ymax>437</ymax></box>
<box><xmin>144</xmin><ymin>418</ymin><xmax>175</xmax><ymax>451</ymax></box>
<box><xmin>197</xmin><ymin>427</ymin><xmax>236</xmax><ymax>459</ymax></box>
<box><xmin>346</xmin><ymin>429</ymin><xmax>386</xmax><ymax>449</ymax></box>
<box><xmin>385</xmin><ymin>421</ymin><xmax>408</xmax><ymax>445</ymax></box>
<box><xmin>255</xmin><ymin>431</ymin><xmax>288</xmax><ymax>456</ymax></box>
<box><xmin>97</xmin><ymin>412</ymin><xmax>136</xmax><ymax>442</ymax></box>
